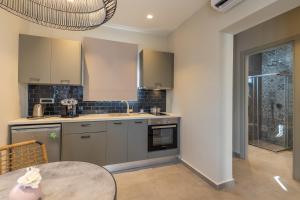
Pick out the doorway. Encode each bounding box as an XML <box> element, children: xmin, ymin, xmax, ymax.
<box><xmin>247</xmin><ymin>43</ymin><xmax>294</xmax><ymax>152</ymax></box>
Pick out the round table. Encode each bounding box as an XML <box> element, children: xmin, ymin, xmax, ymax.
<box><xmin>0</xmin><ymin>161</ymin><xmax>116</xmax><ymax>200</ymax></box>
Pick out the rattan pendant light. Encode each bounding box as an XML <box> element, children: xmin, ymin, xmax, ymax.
<box><xmin>0</xmin><ymin>0</ymin><xmax>117</xmax><ymax>31</ymax></box>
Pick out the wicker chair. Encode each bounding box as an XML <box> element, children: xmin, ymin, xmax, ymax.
<box><xmin>0</xmin><ymin>140</ymin><xmax>48</xmax><ymax>175</ymax></box>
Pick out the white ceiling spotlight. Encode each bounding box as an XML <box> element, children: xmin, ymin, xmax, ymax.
<box><xmin>147</xmin><ymin>14</ymin><xmax>154</xmax><ymax>19</ymax></box>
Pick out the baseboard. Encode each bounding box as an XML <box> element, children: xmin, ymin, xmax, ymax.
<box><xmin>180</xmin><ymin>159</ymin><xmax>235</xmax><ymax>190</ymax></box>
<box><xmin>104</xmin><ymin>156</ymin><xmax>179</xmax><ymax>173</ymax></box>
<box><xmin>233</xmin><ymin>152</ymin><xmax>241</xmax><ymax>158</ymax></box>
<box><xmin>217</xmin><ymin>179</ymin><xmax>235</xmax><ymax>189</ymax></box>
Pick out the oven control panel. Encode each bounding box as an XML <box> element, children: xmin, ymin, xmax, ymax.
<box><xmin>148</xmin><ymin>117</ymin><xmax>179</xmax><ymax>125</ymax></box>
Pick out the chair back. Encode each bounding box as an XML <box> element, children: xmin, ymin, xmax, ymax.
<box><xmin>0</xmin><ymin>140</ymin><xmax>48</xmax><ymax>175</ymax></box>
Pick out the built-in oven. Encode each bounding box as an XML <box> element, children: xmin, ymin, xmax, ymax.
<box><xmin>148</xmin><ymin>118</ymin><xmax>178</xmax><ymax>152</ymax></box>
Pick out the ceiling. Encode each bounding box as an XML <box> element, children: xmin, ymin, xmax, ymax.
<box><xmin>105</xmin><ymin>0</ymin><xmax>208</xmax><ymax>36</ymax></box>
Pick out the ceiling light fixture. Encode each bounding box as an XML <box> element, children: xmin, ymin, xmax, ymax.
<box><xmin>0</xmin><ymin>0</ymin><xmax>117</xmax><ymax>31</ymax></box>
<box><xmin>147</xmin><ymin>14</ymin><xmax>154</xmax><ymax>19</ymax></box>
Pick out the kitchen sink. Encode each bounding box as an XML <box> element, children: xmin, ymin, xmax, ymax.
<box><xmin>108</xmin><ymin>113</ymin><xmax>144</xmax><ymax>117</ymax></box>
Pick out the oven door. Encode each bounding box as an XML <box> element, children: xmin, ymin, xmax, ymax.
<box><xmin>148</xmin><ymin>124</ymin><xmax>177</xmax><ymax>152</ymax></box>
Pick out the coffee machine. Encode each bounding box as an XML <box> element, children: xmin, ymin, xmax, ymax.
<box><xmin>61</xmin><ymin>98</ymin><xmax>79</xmax><ymax>118</ymax></box>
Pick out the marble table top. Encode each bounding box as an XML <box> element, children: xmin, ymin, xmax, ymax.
<box><xmin>0</xmin><ymin>161</ymin><xmax>116</xmax><ymax>200</ymax></box>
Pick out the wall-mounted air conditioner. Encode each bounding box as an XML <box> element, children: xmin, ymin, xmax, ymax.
<box><xmin>211</xmin><ymin>0</ymin><xmax>244</xmax><ymax>12</ymax></box>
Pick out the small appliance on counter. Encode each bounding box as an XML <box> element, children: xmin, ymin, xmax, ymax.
<box><xmin>150</xmin><ymin>107</ymin><xmax>161</xmax><ymax>115</ymax></box>
<box><xmin>150</xmin><ymin>107</ymin><xmax>167</xmax><ymax>116</ymax></box>
<box><xmin>32</xmin><ymin>104</ymin><xmax>44</xmax><ymax>118</ymax></box>
<box><xmin>61</xmin><ymin>98</ymin><xmax>79</xmax><ymax>118</ymax></box>
<box><xmin>28</xmin><ymin>98</ymin><xmax>55</xmax><ymax>120</ymax></box>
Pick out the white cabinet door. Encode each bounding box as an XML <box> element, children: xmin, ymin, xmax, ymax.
<box><xmin>51</xmin><ymin>39</ymin><xmax>82</xmax><ymax>85</ymax></box>
<box><xmin>19</xmin><ymin>35</ymin><xmax>51</xmax><ymax>84</ymax></box>
<box><xmin>83</xmin><ymin>38</ymin><xmax>138</xmax><ymax>101</ymax></box>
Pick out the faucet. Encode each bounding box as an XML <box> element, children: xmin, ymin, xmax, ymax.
<box><xmin>122</xmin><ymin>100</ymin><xmax>130</xmax><ymax>114</ymax></box>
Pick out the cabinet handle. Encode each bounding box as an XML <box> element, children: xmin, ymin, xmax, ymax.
<box><xmin>81</xmin><ymin>124</ymin><xmax>92</xmax><ymax>127</ymax></box>
<box><xmin>113</xmin><ymin>122</ymin><xmax>122</xmax><ymax>125</ymax></box>
<box><xmin>134</xmin><ymin>121</ymin><xmax>143</xmax><ymax>124</ymax></box>
<box><xmin>152</xmin><ymin>125</ymin><xmax>177</xmax><ymax>129</ymax></box>
<box><xmin>61</xmin><ymin>80</ymin><xmax>70</xmax><ymax>84</ymax></box>
<box><xmin>29</xmin><ymin>77</ymin><xmax>40</xmax><ymax>82</ymax></box>
<box><xmin>81</xmin><ymin>135</ymin><xmax>91</xmax><ymax>139</ymax></box>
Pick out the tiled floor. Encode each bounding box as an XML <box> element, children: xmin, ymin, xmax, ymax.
<box><xmin>114</xmin><ymin>146</ymin><xmax>300</xmax><ymax>200</ymax></box>
<box><xmin>249</xmin><ymin>139</ymin><xmax>288</xmax><ymax>152</ymax></box>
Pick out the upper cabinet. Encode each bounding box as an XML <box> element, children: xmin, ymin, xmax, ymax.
<box><xmin>83</xmin><ymin>38</ymin><xmax>138</xmax><ymax>101</ymax></box>
<box><xmin>19</xmin><ymin>35</ymin><xmax>52</xmax><ymax>84</ymax></box>
<box><xmin>51</xmin><ymin>39</ymin><xmax>82</xmax><ymax>85</ymax></box>
<box><xmin>19</xmin><ymin>34</ymin><xmax>82</xmax><ymax>85</ymax></box>
<box><xmin>139</xmin><ymin>49</ymin><xmax>174</xmax><ymax>89</ymax></box>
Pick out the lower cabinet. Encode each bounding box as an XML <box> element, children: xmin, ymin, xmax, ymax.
<box><xmin>106</xmin><ymin>121</ymin><xmax>128</xmax><ymax>165</ymax></box>
<box><xmin>62</xmin><ymin>119</ymin><xmax>150</xmax><ymax>166</ymax></box>
<box><xmin>127</xmin><ymin>120</ymin><xmax>148</xmax><ymax>162</ymax></box>
<box><xmin>62</xmin><ymin>132</ymin><xmax>107</xmax><ymax>166</ymax></box>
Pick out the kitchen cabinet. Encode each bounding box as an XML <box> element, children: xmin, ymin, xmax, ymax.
<box><xmin>83</xmin><ymin>38</ymin><xmax>138</xmax><ymax>101</ymax></box>
<box><xmin>62</xmin><ymin>132</ymin><xmax>107</xmax><ymax>166</ymax></box>
<box><xmin>139</xmin><ymin>49</ymin><xmax>174</xmax><ymax>89</ymax></box>
<box><xmin>107</xmin><ymin>121</ymin><xmax>128</xmax><ymax>164</ymax></box>
<box><xmin>127</xmin><ymin>120</ymin><xmax>148</xmax><ymax>162</ymax></box>
<box><xmin>62</xmin><ymin>122</ymin><xmax>107</xmax><ymax>166</ymax></box>
<box><xmin>51</xmin><ymin>39</ymin><xmax>82</xmax><ymax>85</ymax></box>
<box><xmin>19</xmin><ymin>34</ymin><xmax>82</xmax><ymax>85</ymax></box>
<box><xmin>13</xmin><ymin>118</ymin><xmax>179</xmax><ymax>167</ymax></box>
<box><xmin>19</xmin><ymin>35</ymin><xmax>51</xmax><ymax>84</ymax></box>
<box><xmin>63</xmin><ymin>121</ymin><xmax>106</xmax><ymax>134</ymax></box>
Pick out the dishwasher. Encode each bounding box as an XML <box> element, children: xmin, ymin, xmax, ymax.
<box><xmin>11</xmin><ymin>124</ymin><xmax>61</xmax><ymax>162</ymax></box>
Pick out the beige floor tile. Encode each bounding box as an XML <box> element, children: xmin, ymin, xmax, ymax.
<box><xmin>114</xmin><ymin>146</ymin><xmax>300</xmax><ymax>200</ymax></box>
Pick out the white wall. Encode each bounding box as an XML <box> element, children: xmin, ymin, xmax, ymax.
<box><xmin>167</xmin><ymin>0</ymin><xmax>297</xmax><ymax>184</ymax></box>
<box><xmin>0</xmin><ymin>10</ymin><xmax>28</xmax><ymax>146</ymax></box>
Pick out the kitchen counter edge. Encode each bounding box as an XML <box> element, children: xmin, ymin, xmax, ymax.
<box><xmin>8</xmin><ymin>113</ymin><xmax>181</xmax><ymax>126</ymax></box>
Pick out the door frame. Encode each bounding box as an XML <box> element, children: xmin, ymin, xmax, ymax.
<box><xmin>293</xmin><ymin>39</ymin><xmax>300</xmax><ymax>180</ymax></box>
<box><xmin>234</xmin><ymin>39</ymin><xmax>296</xmax><ymax>159</ymax></box>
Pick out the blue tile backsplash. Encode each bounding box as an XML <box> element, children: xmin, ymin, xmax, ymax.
<box><xmin>28</xmin><ymin>85</ymin><xmax>166</xmax><ymax>116</ymax></box>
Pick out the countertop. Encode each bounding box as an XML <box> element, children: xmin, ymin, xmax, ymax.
<box><xmin>8</xmin><ymin>113</ymin><xmax>181</xmax><ymax>125</ymax></box>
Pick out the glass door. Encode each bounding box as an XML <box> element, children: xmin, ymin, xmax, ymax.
<box><xmin>247</xmin><ymin>42</ymin><xmax>293</xmax><ymax>152</ymax></box>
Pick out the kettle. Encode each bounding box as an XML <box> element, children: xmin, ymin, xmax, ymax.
<box><xmin>32</xmin><ymin>104</ymin><xmax>44</xmax><ymax>118</ymax></box>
